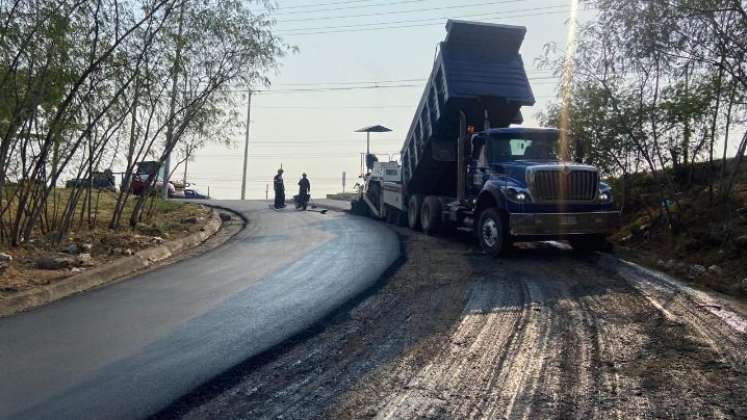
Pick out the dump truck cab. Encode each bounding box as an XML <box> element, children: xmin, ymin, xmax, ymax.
<box><xmin>468</xmin><ymin>127</ymin><xmax>619</xmax><ymax>254</ymax></box>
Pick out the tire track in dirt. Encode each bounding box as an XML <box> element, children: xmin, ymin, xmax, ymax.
<box><xmin>564</xmin><ymin>261</ymin><xmax>654</xmax><ymax>419</ymax></box>
<box><xmin>157</xmin><ymin>232</ymin><xmax>747</xmax><ymax>420</ymax></box>
<box><xmin>508</xmin><ymin>265</ymin><xmax>596</xmax><ymax>419</ymax></box>
<box><xmin>603</xmin><ymin>256</ymin><xmax>747</xmax><ymax>367</ymax></box>
<box><xmin>375</xmin><ymin>255</ymin><xmax>593</xmax><ymax>420</ymax></box>
<box><xmin>587</xmin><ymin>255</ymin><xmax>747</xmax><ymax>418</ymax></box>
<box><xmin>375</xmin><ymin>276</ymin><xmax>529</xmax><ymax>419</ymax></box>
<box><xmin>369</xmin><ymin>246</ymin><xmax>747</xmax><ymax>420</ymax></box>
<box><xmin>471</xmin><ymin>278</ymin><xmax>549</xmax><ymax>420</ymax></box>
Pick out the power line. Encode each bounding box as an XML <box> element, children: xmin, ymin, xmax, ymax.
<box><xmin>279</xmin><ymin>9</ymin><xmax>574</xmax><ymax>36</ymax></box>
<box><xmin>191</xmin><ymin>155</ymin><xmax>380</xmax><ymax>160</ymax></box>
<box><xmin>268</xmin><ymin>72</ymin><xmax>556</xmax><ymax>87</ymax></box>
<box><xmin>254</xmin><ymin>105</ymin><xmax>416</xmax><ymax>109</ymax></box>
<box><xmin>273</xmin><ymin>0</ymin><xmax>429</xmax><ymax>16</ymax></box>
<box><xmin>271</xmin><ymin>78</ymin><xmax>425</xmax><ymax>87</ymax></box>
<box><xmin>255</xmin><ymin>76</ymin><xmax>561</xmax><ymax>94</ymax></box>
<box><xmin>200</xmin><ymin>139</ymin><xmax>405</xmax><ymax>145</ymax></box>
<box><xmin>204</xmin><ymin>147</ymin><xmax>401</xmax><ymax>153</ymax></box>
<box><xmin>275</xmin><ymin>0</ymin><xmax>526</xmax><ymax>24</ymax></box>
<box><xmin>270</xmin><ymin>0</ymin><xmax>395</xmax><ymax>12</ymax></box>
<box><xmin>277</xmin><ymin>3</ymin><xmax>567</xmax><ymax>32</ymax></box>
<box><xmin>253</xmin><ymin>84</ymin><xmax>558</xmax><ymax>105</ymax></box>
<box><xmin>245</xmin><ymin>0</ymin><xmax>395</xmax><ymax>16</ymax></box>
<box><xmin>257</xmin><ymin>83</ymin><xmax>423</xmax><ymax>94</ymax></box>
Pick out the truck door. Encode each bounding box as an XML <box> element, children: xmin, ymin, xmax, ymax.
<box><xmin>469</xmin><ymin>136</ymin><xmax>489</xmax><ymax>196</ymax></box>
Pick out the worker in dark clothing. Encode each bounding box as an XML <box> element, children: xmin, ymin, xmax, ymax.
<box><xmin>273</xmin><ymin>169</ymin><xmax>285</xmax><ymax>209</ymax></box>
<box><xmin>297</xmin><ymin>173</ymin><xmax>311</xmax><ymax>210</ymax></box>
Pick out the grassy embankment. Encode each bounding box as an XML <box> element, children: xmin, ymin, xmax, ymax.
<box><xmin>0</xmin><ymin>188</ymin><xmax>209</xmax><ymax>295</ymax></box>
<box><xmin>610</xmin><ymin>159</ymin><xmax>747</xmax><ymax>295</ymax></box>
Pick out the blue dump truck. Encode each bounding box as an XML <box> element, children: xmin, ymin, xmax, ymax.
<box><xmin>354</xmin><ymin>20</ymin><xmax>620</xmax><ymax>255</ymax></box>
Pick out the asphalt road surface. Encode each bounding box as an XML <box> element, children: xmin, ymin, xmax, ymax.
<box><xmin>0</xmin><ymin>200</ymin><xmax>399</xmax><ymax>420</ymax></box>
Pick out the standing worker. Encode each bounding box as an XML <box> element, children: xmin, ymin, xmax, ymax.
<box><xmin>297</xmin><ymin>173</ymin><xmax>311</xmax><ymax>210</ymax></box>
<box><xmin>273</xmin><ymin>168</ymin><xmax>285</xmax><ymax>209</ymax></box>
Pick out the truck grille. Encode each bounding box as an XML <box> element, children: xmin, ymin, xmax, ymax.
<box><xmin>531</xmin><ymin>169</ymin><xmax>598</xmax><ymax>202</ymax></box>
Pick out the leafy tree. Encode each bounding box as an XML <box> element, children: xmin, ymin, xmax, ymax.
<box><xmin>539</xmin><ymin>0</ymin><xmax>747</xmax><ymax>232</ymax></box>
<box><xmin>0</xmin><ymin>0</ymin><xmax>289</xmax><ymax>245</ymax></box>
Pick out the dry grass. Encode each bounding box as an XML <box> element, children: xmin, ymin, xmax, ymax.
<box><xmin>0</xmin><ymin>188</ymin><xmax>209</xmax><ymax>296</ymax></box>
<box><xmin>611</xmin><ymin>163</ymin><xmax>747</xmax><ymax>296</ymax></box>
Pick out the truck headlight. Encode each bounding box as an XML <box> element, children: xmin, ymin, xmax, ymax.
<box><xmin>599</xmin><ymin>191</ymin><xmax>611</xmax><ymax>202</ymax></box>
<box><xmin>501</xmin><ymin>187</ymin><xmax>530</xmax><ymax>203</ymax></box>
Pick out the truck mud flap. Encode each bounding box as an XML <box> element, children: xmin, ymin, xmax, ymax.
<box><xmin>363</xmin><ymin>195</ymin><xmax>381</xmax><ymax>219</ymax></box>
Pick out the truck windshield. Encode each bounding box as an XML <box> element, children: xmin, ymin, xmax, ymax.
<box><xmin>485</xmin><ymin>132</ymin><xmax>559</xmax><ymax>162</ymax></box>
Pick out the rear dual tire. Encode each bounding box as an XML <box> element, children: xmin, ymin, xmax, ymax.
<box><xmin>407</xmin><ymin>195</ymin><xmax>422</xmax><ymax>230</ymax></box>
<box><xmin>420</xmin><ymin>196</ymin><xmax>442</xmax><ymax>235</ymax></box>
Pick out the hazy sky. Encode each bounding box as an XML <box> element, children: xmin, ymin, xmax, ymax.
<box><xmin>188</xmin><ymin>0</ymin><xmax>592</xmax><ymax>199</ymax></box>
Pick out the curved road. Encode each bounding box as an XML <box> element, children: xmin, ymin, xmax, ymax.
<box><xmin>163</xmin><ymin>229</ymin><xmax>747</xmax><ymax>420</ymax></box>
<box><xmin>0</xmin><ymin>200</ymin><xmax>399</xmax><ymax>420</ymax></box>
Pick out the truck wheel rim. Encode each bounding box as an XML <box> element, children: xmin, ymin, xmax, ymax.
<box><xmin>482</xmin><ymin>218</ymin><xmax>499</xmax><ymax>248</ymax></box>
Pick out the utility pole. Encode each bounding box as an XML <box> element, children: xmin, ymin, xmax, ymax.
<box><xmin>240</xmin><ymin>88</ymin><xmax>252</xmax><ymax>200</ymax></box>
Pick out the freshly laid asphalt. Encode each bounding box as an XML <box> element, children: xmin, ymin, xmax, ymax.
<box><xmin>0</xmin><ymin>200</ymin><xmax>399</xmax><ymax>420</ymax></box>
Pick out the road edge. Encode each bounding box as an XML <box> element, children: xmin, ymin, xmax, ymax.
<box><xmin>598</xmin><ymin>252</ymin><xmax>747</xmax><ymax>333</ymax></box>
<box><xmin>152</xmin><ymin>228</ymin><xmax>407</xmax><ymax>419</ymax></box>
<box><xmin>0</xmin><ymin>208</ymin><xmax>229</xmax><ymax>318</ymax></box>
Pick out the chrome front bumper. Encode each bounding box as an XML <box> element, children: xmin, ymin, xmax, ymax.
<box><xmin>509</xmin><ymin>211</ymin><xmax>621</xmax><ymax>236</ymax></box>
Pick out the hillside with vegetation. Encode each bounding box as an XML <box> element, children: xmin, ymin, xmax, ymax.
<box><xmin>0</xmin><ymin>191</ymin><xmax>209</xmax><ymax>296</ymax></box>
<box><xmin>539</xmin><ymin>0</ymin><xmax>747</xmax><ymax>294</ymax></box>
<box><xmin>609</xmin><ymin>161</ymin><xmax>747</xmax><ymax>295</ymax></box>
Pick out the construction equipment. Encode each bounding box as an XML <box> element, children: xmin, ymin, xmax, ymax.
<box><xmin>353</xmin><ymin>20</ymin><xmax>620</xmax><ymax>254</ymax></box>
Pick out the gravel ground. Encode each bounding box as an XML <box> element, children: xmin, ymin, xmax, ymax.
<box><xmin>155</xmin><ymin>228</ymin><xmax>747</xmax><ymax>420</ymax></box>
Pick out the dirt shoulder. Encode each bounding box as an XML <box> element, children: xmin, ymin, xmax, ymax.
<box><xmin>0</xmin><ymin>198</ymin><xmax>243</xmax><ymax>316</ymax></box>
<box><xmin>610</xmin><ymin>174</ymin><xmax>747</xmax><ymax>297</ymax></box>
<box><xmin>156</xmin><ymin>228</ymin><xmax>747</xmax><ymax>420</ymax></box>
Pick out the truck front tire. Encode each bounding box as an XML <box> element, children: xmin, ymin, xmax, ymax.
<box><xmin>478</xmin><ymin>208</ymin><xmax>510</xmax><ymax>256</ymax></box>
<box><xmin>420</xmin><ymin>196</ymin><xmax>442</xmax><ymax>235</ymax></box>
<box><xmin>407</xmin><ymin>195</ymin><xmax>422</xmax><ymax>230</ymax></box>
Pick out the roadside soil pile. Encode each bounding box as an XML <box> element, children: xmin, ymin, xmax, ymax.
<box><xmin>0</xmin><ymin>192</ymin><xmax>209</xmax><ymax>298</ymax></box>
<box><xmin>158</xmin><ymin>229</ymin><xmax>747</xmax><ymax>420</ymax></box>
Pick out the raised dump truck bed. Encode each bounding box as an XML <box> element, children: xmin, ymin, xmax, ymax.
<box><xmin>355</xmin><ymin>19</ymin><xmax>620</xmax><ymax>256</ymax></box>
<box><xmin>400</xmin><ymin>20</ymin><xmax>536</xmax><ymax>197</ymax></box>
